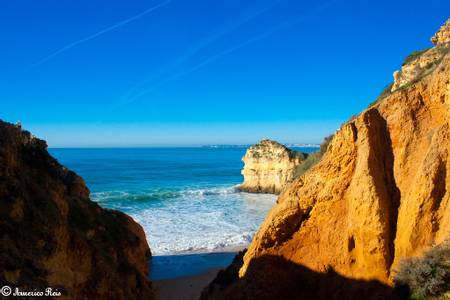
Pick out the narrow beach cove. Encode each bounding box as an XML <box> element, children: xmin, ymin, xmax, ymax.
<box><xmin>49</xmin><ymin>146</ymin><xmax>317</xmax><ymax>297</ymax></box>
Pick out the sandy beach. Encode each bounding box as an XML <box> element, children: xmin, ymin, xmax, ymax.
<box><xmin>150</xmin><ymin>247</ymin><xmax>244</xmax><ymax>300</ymax></box>
<box><xmin>154</xmin><ymin>267</ymin><xmax>221</xmax><ymax>300</ymax></box>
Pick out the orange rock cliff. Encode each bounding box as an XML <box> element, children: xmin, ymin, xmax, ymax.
<box><xmin>241</xmin><ymin>18</ymin><xmax>450</xmax><ymax>283</ymax></box>
<box><xmin>204</xmin><ymin>18</ymin><xmax>450</xmax><ymax>300</ymax></box>
<box><xmin>0</xmin><ymin>121</ymin><xmax>154</xmax><ymax>299</ymax></box>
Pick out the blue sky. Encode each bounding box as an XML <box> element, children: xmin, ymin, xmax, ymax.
<box><xmin>1</xmin><ymin>0</ymin><xmax>449</xmax><ymax>147</ymax></box>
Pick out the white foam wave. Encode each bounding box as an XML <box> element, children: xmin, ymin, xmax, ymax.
<box><xmin>91</xmin><ymin>185</ymin><xmax>276</xmax><ymax>255</ymax></box>
<box><xmin>133</xmin><ymin>189</ymin><xmax>275</xmax><ymax>255</ymax></box>
<box><xmin>180</xmin><ymin>185</ymin><xmax>238</xmax><ymax>196</ymax></box>
<box><xmin>91</xmin><ymin>185</ymin><xmax>239</xmax><ymax>202</ymax></box>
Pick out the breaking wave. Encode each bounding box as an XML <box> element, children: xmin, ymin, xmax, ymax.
<box><xmin>92</xmin><ymin>185</ymin><xmax>276</xmax><ymax>255</ymax></box>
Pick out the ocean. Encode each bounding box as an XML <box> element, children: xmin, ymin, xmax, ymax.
<box><xmin>50</xmin><ymin>146</ymin><xmax>317</xmax><ymax>277</ymax></box>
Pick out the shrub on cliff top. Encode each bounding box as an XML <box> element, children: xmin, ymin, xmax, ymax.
<box><xmin>294</xmin><ymin>152</ymin><xmax>321</xmax><ymax>178</ymax></box>
<box><xmin>402</xmin><ymin>48</ymin><xmax>431</xmax><ymax>66</ymax></box>
<box><xmin>320</xmin><ymin>134</ymin><xmax>334</xmax><ymax>156</ymax></box>
<box><xmin>368</xmin><ymin>82</ymin><xmax>394</xmax><ymax>107</ymax></box>
<box><xmin>394</xmin><ymin>239</ymin><xmax>450</xmax><ymax>299</ymax></box>
<box><xmin>293</xmin><ymin>135</ymin><xmax>334</xmax><ymax>179</ymax></box>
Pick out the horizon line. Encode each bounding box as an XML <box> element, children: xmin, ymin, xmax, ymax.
<box><xmin>48</xmin><ymin>143</ymin><xmax>321</xmax><ymax>149</ymax></box>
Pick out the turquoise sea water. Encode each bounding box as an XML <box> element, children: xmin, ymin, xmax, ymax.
<box><xmin>50</xmin><ymin>147</ymin><xmax>317</xmax><ymax>256</ymax></box>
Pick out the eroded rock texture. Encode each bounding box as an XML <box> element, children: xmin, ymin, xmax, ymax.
<box><xmin>432</xmin><ymin>19</ymin><xmax>450</xmax><ymax>46</ymax></box>
<box><xmin>392</xmin><ymin>20</ymin><xmax>450</xmax><ymax>92</ymax></box>
<box><xmin>240</xmin><ymin>22</ymin><xmax>450</xmax><ymax>285</ymax></box>
<box><xmin>238</xmin><ymin>139</ymin><xmax>306</xmax><ymax>194</ymax></box>
<box><xmin>0</xmin><ymin>122</ymin><xmax>154</xmax><ymax>299</ymax></box>
<box><xmin>204</xmin><ymin>18</ymin><xmax>450</xmax><ymax>300</ymax></box>
<box><xmin>391</xmin><ymin>44</ymin><xmax>449</xmax><ymax>92</ymax></box>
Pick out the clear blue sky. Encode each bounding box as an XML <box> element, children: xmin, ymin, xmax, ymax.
<box><xmin>1</xmin><ymin>0</ymin><xmax>449</xmax><ymax>147</ymax></box>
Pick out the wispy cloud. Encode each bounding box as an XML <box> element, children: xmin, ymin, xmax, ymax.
<box><xmin>121</xmin><ymin>0</ymin><xmax>282</xmax><ymax>102</ymax></box>
<box><xmin>32</xmin><ymin>0</ymin><xmax>172</xmax><ymax>67</ymax></box>
<box><xmin>118</xmin><ymin>0</ymin><xmax>337</xmax><ymax>107</ymax></box>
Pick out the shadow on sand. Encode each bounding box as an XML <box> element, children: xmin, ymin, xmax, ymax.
<box><xmin>202</xmin><ymin>253</ymin><xmax>408</xmax><ymax>300</ymax></box>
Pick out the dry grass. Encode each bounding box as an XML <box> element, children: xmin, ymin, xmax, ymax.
<box><xmin>394</xmin><ymin>239</ymin><xmax>450</xmax><ymax>299</ymax></box>
<box><xmin>293</xmin><ymin>134</ymin><xmax>334</xmax><ymax>179</ymax></box>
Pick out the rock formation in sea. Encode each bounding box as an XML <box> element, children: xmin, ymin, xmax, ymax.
<box><xmin>238</xmin><ymin>139</ymin><xmax>306</xmax><ymax>194</ymax></box>
<box><xmin>203</xmin><ymin>18</ymin><xmax>450</xmax><ymax>300</ymax></box>
<box><xmin>0</xmin><ymin>121</ymin><xmax>154</xmax><ymax>299</ymax></box>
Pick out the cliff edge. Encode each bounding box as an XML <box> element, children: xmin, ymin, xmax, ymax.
<box><xmin>392</xmin><ymin>19</ymin><xmax>450</xmax><ymax>92</ymax></box>
<box><xmin>238</xmin><ymin>139</ymin><xmax>306</xmax><ymax>194</ymax></box>
<box><xmin>0</xmin><ymin>121</ymin><xmax>153</xmax><ymax>299</ymax></box>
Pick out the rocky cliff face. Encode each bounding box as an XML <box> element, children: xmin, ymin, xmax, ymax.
<box><xmin>0</xmin><ymin>121</ymin><xmax>153</xmax><ymax>299</ymax></box>
<box><xmin>432</xmin><ymin>19</ymin><xmax>450</xmax><ymax>46</ymax></box>
<box><xmin>205</xmin><ymin>19</ymin><xmax>450</xmax><ymax>300</ymax></box>
<box><xmin>392</xmin><ymin>20</ymin><xmax>450</xmax><ymax>92</ymax></box>
<box><xmin>238</xmin><ymin>139</ymin><xmax>306</xmax><ymax>194</ymax></box>
<box><xmin>241</xmin><ymin>18</ymin><xmax>450</xmax><ymax>283</ymax></box>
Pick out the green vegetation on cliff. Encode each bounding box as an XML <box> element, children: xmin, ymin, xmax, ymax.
<box><xmin>293</xmin><ymin>134</ymin><xmax>334</xmax><ymax>179</ymax></box>
<box><xmin>394</xmin><ymin>240</ymin><xmax>450</xmax><ymax>300</ymax></box>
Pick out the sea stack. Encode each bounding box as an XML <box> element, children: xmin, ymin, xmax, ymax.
<box><xmin>238</xmin><ymin>139</ymin><xmax>306</xmax><ymax>194</ymax></box>
<box><xmin>0</xmin><ymin>121</ymin><xmax>154</xmax><ymax>299</ymax></box>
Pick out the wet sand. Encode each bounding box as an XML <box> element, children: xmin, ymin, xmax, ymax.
<box><xmin>150</xmin><ymin>247</ymin><xmax>244</xmax><ymax>300</ymax></box>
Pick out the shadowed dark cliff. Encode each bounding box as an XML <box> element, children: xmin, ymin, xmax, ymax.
<box><xmin>0</xmin><ymin>121</ymin><xmax>154</xmax><ymax>299</ymax></box>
